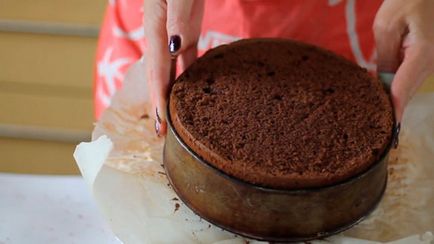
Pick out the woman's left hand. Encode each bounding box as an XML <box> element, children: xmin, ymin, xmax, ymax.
<box><xmin>374</xmin><ymin>0</ymin><xmax>434</xmax><ymax>123</ymax></box>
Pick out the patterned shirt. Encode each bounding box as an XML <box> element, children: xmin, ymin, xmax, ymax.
<box><xmin>95</xmin><ymin>0</ymin><xmax>382</xmax><ymax>118</ymax></box>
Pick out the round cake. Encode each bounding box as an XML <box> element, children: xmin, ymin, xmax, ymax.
<box><xmin>169</xmin><ymin>39</ymin><xmax>394</xmax><ymax>189</ymax></box>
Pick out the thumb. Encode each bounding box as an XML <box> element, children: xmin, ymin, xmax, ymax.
<box><xmin>143</xmin><ymin>0</ymin><xmax>170</xmax><ymax>136</ymax></box>
<box><xmin>373</xmin><ymin>1</ymin><xmax>406</xmax><ymax>73</ymax></box>
<box><xmin>390</xmin><ymin>43</ymin><xmax>431</xmax><ymax>122</ymax></box>
<box><xmin>373</xmin><ymin>4</ymin><xmax>406</xmax><ymax>122</ymax></box>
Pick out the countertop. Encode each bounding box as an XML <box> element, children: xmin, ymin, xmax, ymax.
<box><xmin>0</xmin><ymin>173</ymin><xmax>120</xmax><ymax>244</ymax></box>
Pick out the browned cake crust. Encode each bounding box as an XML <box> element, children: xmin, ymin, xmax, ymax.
<box><xmin>169</xmin><ymin>39</ymin><xmax>394</xmax><ymax>189</ymax></box>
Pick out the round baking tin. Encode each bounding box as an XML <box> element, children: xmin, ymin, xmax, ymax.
<box><xmin>163</xmin><ymin>105</ymin><xmax>395</xmax><ymax>242</ymax></box>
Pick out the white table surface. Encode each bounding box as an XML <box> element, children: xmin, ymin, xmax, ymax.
<box><xmin>0</xmin><ymin>173</ymin><xmax>121</xmax><ymax>244</ymax></box>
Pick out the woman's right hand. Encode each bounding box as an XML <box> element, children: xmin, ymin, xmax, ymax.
<box><xmin>144</xmin><ymin>0</ymin><xmax>205</xmax><ymax>136</ymax></box>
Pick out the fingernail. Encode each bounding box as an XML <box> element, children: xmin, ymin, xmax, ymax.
<box><xmin>169</xmin><ymin>35</ymin><xmax>181</xmax><ymax>54</ymax></box>
<box><xmin>155</xmin><ymin>108</ymin><xmax>162</xmax><ymax>136</ymax></box>
<box><xmin>155</xmin><ymin>121</ymin><xmax>161</xmax><ymax>137</ymax></box>
<box><xmin>156</xmin><ymin>107</ymin><xmax>162</xmax><ymax>124</ymax></box>
<box><xmin>393</xmin><ymin>122</ymin><xmax>401</xmax><ymax>148</ymax></box>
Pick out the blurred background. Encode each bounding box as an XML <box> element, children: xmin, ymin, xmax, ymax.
<box><xmin>0</xmin><ymin>0</ymin><xmax>107</xmax><ymax>174</ymax></box>
<box><xmin>0</xmin><ymin>1</ymin><xmax>433</xmax><ymax>176</ymax></box>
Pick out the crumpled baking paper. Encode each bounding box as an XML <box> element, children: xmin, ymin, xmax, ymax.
<box><xmin>74</xmin><ymin>61</ymin><xmax>434</xmax><ymax>244</ymax></box>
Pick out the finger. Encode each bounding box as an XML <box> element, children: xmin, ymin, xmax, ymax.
<box><xmin>144</xmin><ymin>0</ymin><xmax>171</xmax><ymax>136</ymax></box>
<box><xmin>373</xmin><ymin>3</ymin><xmax>407</xmax><ymax>72</ymax></box>
<box><xmin>167</xmin><ymin>0</ymin><xmax>204</xmax><ymax>55</ymax></box>
<box><xmin>390</xmin><ymin>44</ymin><xmax>432</xmax><ymax>122</ymax></box>
<box><xmin>179</xmin><ymin>45</ymin><xmax>198</xmax><ymax>72</ymax></box>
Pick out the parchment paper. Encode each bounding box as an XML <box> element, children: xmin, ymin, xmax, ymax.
<box><xmin>74</xmin><ymin>61</ymin><xmax>434</xmax><ymax>244</ymax></box>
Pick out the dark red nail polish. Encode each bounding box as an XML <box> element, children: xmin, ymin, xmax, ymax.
<box><xmin>169</xmin><ymin>35</ymin><xmax>181</xmax><ymax>54</ymax></box>
<box><xmin>393</xmin><ymin>123</ymin><xmax>401</xmax><ymax>148</ymax></box>
<box><xmin>155</xmin><ymin>121</ymin><xmax>161</xmax><ymax>136</ymax></box>
<box><xmin>155</xmin><ymin>108</ymin><xmax>162</xmax><ymax>136</ymax></box>
<box><xmin>156</xmin><ymin>107</ymin><xmax>162</xmax><ymax>124</ymax></box>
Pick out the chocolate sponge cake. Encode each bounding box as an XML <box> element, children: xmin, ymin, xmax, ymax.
<box><xmin>169</xmin><ymin>39</ymin><xmax>394</xmax><ymax>189</ymax></box>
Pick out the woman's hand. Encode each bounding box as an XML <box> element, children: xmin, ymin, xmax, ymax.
<box><xmin>374</xmin><ymin>0</ymin><xmax>434</xmax><ymax>123</ymax></box>
<box><xmin>144</xmin><ymin>0</ymin><xmax>204</xmax><ymax>136</ymax></box>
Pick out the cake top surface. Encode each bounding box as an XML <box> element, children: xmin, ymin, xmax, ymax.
<box><xmin>169</xmin><ymin>39</ymin><xmax>394</xmax><ymax>189</ymax></box>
